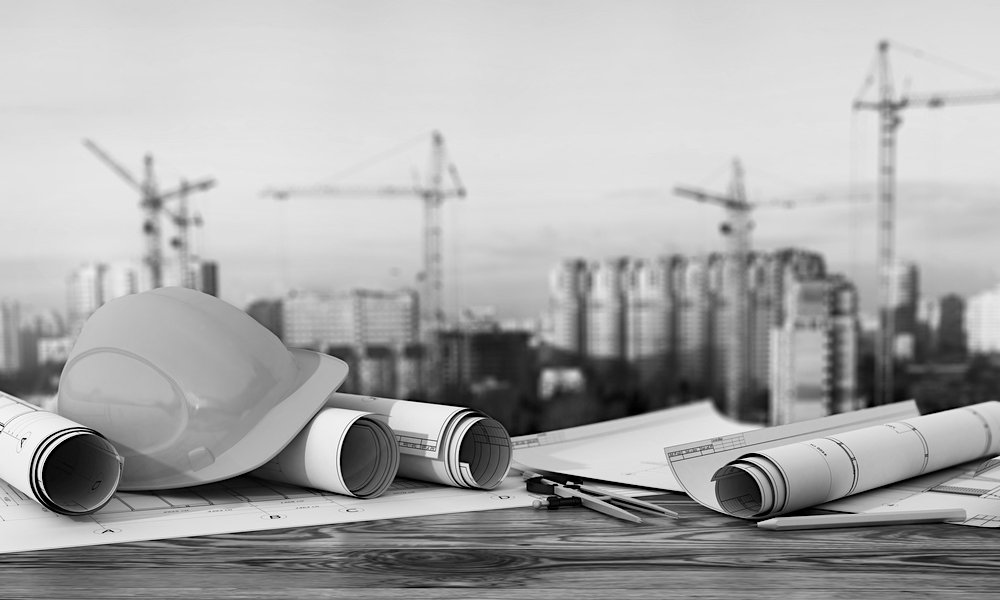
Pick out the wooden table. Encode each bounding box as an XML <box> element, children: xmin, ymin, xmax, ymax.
<box><xmin>1</xmin><ymin>492</ymin><xmax>996</xmax><ymax>598</ymax></box>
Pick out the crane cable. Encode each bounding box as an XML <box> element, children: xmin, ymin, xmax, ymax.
<box><xmin>450</xmin><ymin>183</ymin><xmax>463</xmax><ymax>324</ymax></box>
<box><xmin>853</xmin><ymin>52</ymin><xmax>879</xmax><ymax>105</ymax></box>
<box><xmin>316</xmin><ymin>131</ymin><xmax>434</xmax><ymax>185</ymax></box>
<box><xmin>696</xmin><ymin>159</ymin><xmax>733</xmax><ymax>189</ymax></box>
<box><xmin>888</xmin><ymin>39</ymin><xmax>1000</xmax><ymax>85</ymax></box>
<box><xmin>848</xmin><ymin>109</ymin><xmax>865</xmax><ymax>287</ymax></box>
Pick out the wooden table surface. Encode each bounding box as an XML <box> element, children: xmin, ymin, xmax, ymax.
<box><xmin>2</xmin><ymin>492</ymin><xmax>997</xmax><ymax>599</ymax></box>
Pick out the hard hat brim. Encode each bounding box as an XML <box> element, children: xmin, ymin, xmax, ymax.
<box><xmin>115</xmin><ymin>348</ymin><xmax>349</xmax><ymax>491</ymax></box>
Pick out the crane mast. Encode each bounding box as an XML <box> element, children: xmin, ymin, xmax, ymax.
<box><xmin>140</xmin><ymin>154</ymin><xmax>163</xmax><ymax>288</ymax></box>
<box><xmin>726</xmin><ymin>161</ymin><xmax>751</xmax><ymax>421</ymax></box>
<box><xmin>423</xmin><ymin>132</ymin><xmax>447</xmax><ymax>327</ymax></box>
<box><xmin>83</xmin><ymin>139</ymin><xmax>215</xmax><ymax>290</ymax></box>
<box><xmin>675</xmin><ymin>161</ymin><xmax>850</xmax><ymax>419</ymax></box>
<box><xmin>674</xmin><ymin>159</ymin><xmax>753</xmax><ymax>419</ymax></box>
<box><xmin>167</xmin><ymin>180</ymin><xmax>209</xmax><ymax>290</ymax></box>
<box><xmin>877</xmin><ymin>40</ymin><xmax>899</xmax><ymax>409</ymax></box>
<box><xmin>854</xmin><ymin>40</ymin><xmax>1000</xmax><ymax>405</ymax></box>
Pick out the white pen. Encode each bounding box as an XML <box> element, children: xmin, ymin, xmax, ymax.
<box><xmin>756</xmin><ymin>508</ymin><xmax>968</xmax><ymax>531</ymax></box>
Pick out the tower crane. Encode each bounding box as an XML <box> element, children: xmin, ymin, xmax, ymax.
<box><xmin>675</xmin><ymin>159</ymin><xmax>855</xmax><ymax>419</ymax></box>
<box><xmin>83</xmin><ymin>140</ymin><xmax>215</xmax><ymax>289</ymax></box>
<box><xmin>165</xmin><ymin>180</ymin><xmax>206</xmax><ymax>289</ymax></box>
<box><xmin>261</xmin><ymin>131</ymin><xmax>466</xmax><ymax>333</ymax></box>
<box><xmin>675</xmin><ymin>159</ymin><xmax>794</xmax><ymax>419</ymax></box>
<box><xmin>853</xmin><ymin>40</ymin><xmax>1000</xmax><ymax>406</ymax></box>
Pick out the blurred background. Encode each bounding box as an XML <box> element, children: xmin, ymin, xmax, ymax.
<box><xmin>4</xmin><ymin>0</ymin><xmax>1000</xmax><ymax>434</ymax></box>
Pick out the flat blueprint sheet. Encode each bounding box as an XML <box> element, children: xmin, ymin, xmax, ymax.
<box><xmin>512</xmin><ymin>401</ymin><xmax>759</xmax><ymax>491</ymax></box>
<box><xmin>0</xmin><ymin>474</ymin><xmax>534</xmax><ymax>554</ymax></box>
<box><xmin>820</xmin><ymin>456</ymin><xmax>1000</xmax><ymax>528</ymax></box>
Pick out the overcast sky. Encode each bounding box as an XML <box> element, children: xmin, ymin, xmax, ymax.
<box><xmin>4</xmin><ymin>0</ymin><xmax>1000</xmax><ymax>319</ymax></box>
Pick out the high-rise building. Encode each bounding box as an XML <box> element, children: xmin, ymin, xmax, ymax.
<box><xmin>548</xmin><ymin>259</ymin><xmax>589</xmax><ymax>358</ymax></box>
<box><xmin>746</xmin><ymin>249</ymin><xmax>827</xmax><ymax>410</ymax></box>
<box><xmin>102</xmin><ymin>261</ymin><xmax>139</xmax><ymax>303</ymax></box>
<box><xmin>325</xmin><ymin>344</ymin><xmax>361</xmax><ymax>393</ymax></box>
<box><xmin>916</xmin><ymin>297</ymin><xmax>940</xmax><ymax>362</ymax></box>
<box><xmin>355</xmin><ymin>289</ymin><xmax>419</xmax><ymax>348</ymax></box>
<box><xmin>67</xmin><ymin>261</ymin><xmax>149</xmax><ymax>335</ymax></box>
<box><xmin>888</xmin><ymin>260</ymin><xmax>920</xmax><ymax>360</ymax></box>
<box><xmin>624</xmin><ymin>257</ymin><xmax>677</xmax><ymax>401</ymax></box>
<box><xmin>938</xmin><ymin>294</ymin><xmax>967</xmax><ymax>360</ymax></box>
<box><xmin>0</xmin><ymin>302</ymin><xmax>21</xmax><ymax>374</ymax></box>
<box><xmin>918</xmin><ymin>294</ymin><xmax>967</xmax><ymax>361</ymax></box>
<box><xmin>283</xmin><ymin>289</ymin><xmax>418</xmax><ymax>350</ymax></box>
<box><xmin>828</xmin><ymin>276</ymin><xmax>860</xmax><ymax>412</ymax></box>
<box><xmin>676</xmin><ymin>255</ymin><xmax>711</xmax><ymax>397</ymax></box>
<box><xmin>38</xmin><ymin>336</ymin><xmax>75</xmax><ymax>365</ymax></box>
<box><xmin>130</xmin><ymin>256</ymin><xmax>218</xmax><ymax>297</ymax></box>
<box><xmin>283</xmin><ymin>291</ymin><xmax>340</xmax><ymax>350</ymax></box>
<box><xmin>544</xmin><ymin>248</ymin><xmax>850</xmax><ymax>420</ymax></box>
<box><xmin>24</xmin><ymin>308</ymin><xmax>68</xmax><ymax>369</ymax></box>
<box><xmin>438</xmin><ymin>327</ymin><xmax>532</xmax><ymax>391</ymax></box>
<box><xmin>747</xmin><ymin>253</ymin><xmax>778</xmax><ymax>402</ymax></box>
<box><xmin>18</xmin><ymin>325</ymin><xmax>38</xmax><ymax>372</ymax></box>
<box><xmin>395</xmin><ymin>343</ymin><xmax>425</xmax><ymax>399</ymax></box>
<box><xmin>66</xmin><ymin>263</ymin><xmax>106</xmax><ymax>334</ymax></box>
<box><xmin>586</xmin><ymin>258</ymin><xmax>627</xmax><ymax>371</ymax></box>
<box><xmin>246</xmin><ymin>299</ymin><xmax>283</xmax><ymax>340</ymax></box>
<box><xmin>623</xmin><ymin>258</ymin><xmax>673</xmax><ymax>360</ymax></box>
<box><xmin>706</xmin><ymin>254</ymin><xmax>730</xmax><ymax>405</ymax></box>
<box><xmin>199</xmin><ymin>261</ymin><xmax>219</xmax><ymax>297</ymax></box>
<box><xmin>359</xmin><ymin>345</ymin><xmax>396</xmax><ymax>397</ymax></box>
<box><xmin>770</xmin><ymin>280</ymin><xmax>831</xmax><ymax>425</ymax></box>
<box><xmin>769</xmin><ymin>275</ymin><xmax>860</xmax><ymax>425</ymax></box>
<box><xmin>283</xmin><ymin>288</ymin><xmax>420</xmax><ymax>394</ymax></box>
<box><xmin>967</xmin><ymin>286</ymin><xmax>1000</xmax><ymax>354</ymax></box>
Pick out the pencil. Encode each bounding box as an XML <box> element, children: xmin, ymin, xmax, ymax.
<box><xmin>756</xmin><ymin>508</ymin><xmax>968</xmax><ymax>531</ymax></box>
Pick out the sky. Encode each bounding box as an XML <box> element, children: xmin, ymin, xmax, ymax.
<box><xmin>4</xmin><ymin>0</ymin><xmax>1000</xmax><ymax>320</ymax></box>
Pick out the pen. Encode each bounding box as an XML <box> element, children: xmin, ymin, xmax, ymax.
<box><xmin>756</xmin><ymin>508</ymin><xmax>968</xmax><ymax>531</ymax></box>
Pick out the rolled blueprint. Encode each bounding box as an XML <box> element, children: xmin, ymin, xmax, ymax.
<box><xmin>0</xmin><ymin>391</ymin><xmax>122</xmax><ymax>515</ymax></box>
<box><xmin>712</xmin><ymin>401</ymin><xmax>1000</xmax><ymax>519</ymax></box>
<box><xmin>326</xmin><ymin>393</ymin><xmax>512</xmax><ymax>490</ymax></box>
<box><xmin>251</xmin><ymin>407</ymin><xmax>399</xmax><ymax>498</ymax></box>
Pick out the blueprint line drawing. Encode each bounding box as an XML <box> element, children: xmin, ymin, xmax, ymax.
<box><xmin>0</xmin><ymin>391</ymin><xmax>122</xmax><ymax>516</ymax></box>
<box><xmin>821</xmin><ymin>455</ymin><xmax>1000</xmax><ymax>528</ymax></box>
<box><xmin>325</xmin><ymin>393</ymin><xmax>512</xmax><ymax>490</ymax></box>
<box><xmin>250</xmin><ymin>407</ymin><xmax>399</xmax><ymax>499</ymax></box>
<box><xmin>664</xmin><ymin>401</ymin><xmax>921</xmax><ymax>517</ymax></box>
<box><xmin>667</xmin><ymin>401</ymin><xmax>1000</xmax><ymax>520</ymax></box>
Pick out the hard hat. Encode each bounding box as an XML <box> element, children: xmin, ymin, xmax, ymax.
<box><xmin>57</xmin><ymin>287</ymin><xmax>349</xmax><ymax>490</ymax></box>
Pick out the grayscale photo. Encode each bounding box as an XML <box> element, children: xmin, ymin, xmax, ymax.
<box><xmin>1</xmin><ymin>1</ymin><xmax>998</xmax><ymax>597</ymax></box>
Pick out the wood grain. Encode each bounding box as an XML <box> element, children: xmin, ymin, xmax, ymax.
<box><xmin>2</xmin><ymin>495</ymin><xmax>997</xmax><ymax>598</ymax></box>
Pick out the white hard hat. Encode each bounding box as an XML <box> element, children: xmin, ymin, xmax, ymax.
<box><xmin>58</xmin><ymin>287</ymin><xmax>349</xmax><ymax>490</ymax></box>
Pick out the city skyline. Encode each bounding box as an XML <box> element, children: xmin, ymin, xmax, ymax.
<box><xmin>5</xmin><ymin>1</ymin><xmax>1000</xmax><ymax>319</ymax></box>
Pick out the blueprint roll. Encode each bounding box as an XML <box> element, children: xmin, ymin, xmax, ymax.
<box><xmin>251</xmin><ymin>407</ymin><xmax>399</xmax><ymax>499</ymax></box>
<box><xmin>326</xmin><ymin>393</ymin><xmax>512</xmax><ymax>490</ymax></box>
<box><xmin>0</xmin><ymin>391</ymin><xmax>122</xmax><ymax>516</ymax></box>
<box><xmin>712</xmin><ymin>401</ymin><xmax>1000</xmax><ymax>519</ymax></box>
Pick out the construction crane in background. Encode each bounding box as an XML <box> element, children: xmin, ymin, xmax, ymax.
<box><xmin>261</xmin><ymin>130</ymin><xmax>466</xmax><ymax>334</ymax></box>
<box><xmin>83</xmin><ymin>140</ymin><xmax>215</xmax><ymax>289</ymax></box>
<box><xmin>853</xmin><ymin>40</ymin><xmax>1000</xmax><ymax>406</ymax></box>
<box><xmin>674</xmin><ymin>159</ymin><xmax>852</xmax><ymax>419</ymax></box>
<box><xmin>675</xmin><ymin>159</ymin><xmax>794</xmax><ymax>419</ymax></box>
<box><xmin>165</xmin><ymin>181</ymin><xmax>205</xmax><ymax>289</ymax></box>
